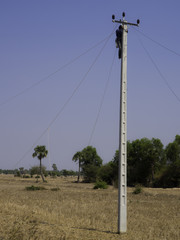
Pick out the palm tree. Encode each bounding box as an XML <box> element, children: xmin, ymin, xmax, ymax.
<box><xmin>32</xmin><ymin>145</ymin><xmax>48</xmax><ymax>182</ymax></box>
<box><xmin>72</xmin><ymin>151</ymin><xmax>83</xmax><ymax>183</ymax></box>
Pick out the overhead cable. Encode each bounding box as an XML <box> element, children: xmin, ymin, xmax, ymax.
<box><xmin>0</xmin><ymin>29</ymin><xmax>116</xmax><ymax>108</ymax></box>
<box><xmin>13</xmin><ymin>26</ymin><xmax>116</xmax><ymax>168</ymax></box>
<box><xmin>133</xmin><ymin>27</ymin><xmax>180</xmax><ymax>57</ymax></box>
<box><xmin>88</xmin><ymin>48</ymin><xmax>116</xmax><ymax>145</ymax></box>
<box><xmin>138</xmin><ymin>37</ymin><xmax>180</xmax><ymax>103</ymax></box>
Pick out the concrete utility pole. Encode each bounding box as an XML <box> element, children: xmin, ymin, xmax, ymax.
<box><xmin>112</xmin><ymin>12</ymin><xmax>139</xmax><ymax>234</ymax></box>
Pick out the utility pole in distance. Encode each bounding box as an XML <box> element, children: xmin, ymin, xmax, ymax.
<box><xmin>112</xmin><ymin>12</ymin><xmax>140</xmax><ymax>234</ymax></box>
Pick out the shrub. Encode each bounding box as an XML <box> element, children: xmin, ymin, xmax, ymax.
<box><xmin>44</xmin><ymin>172</ymin><xmax>48</xmax><ymax>177</ymax></box>
<box><xmin>30</xmin><ymin>165</ymin><xmax>47</xmax><ymax>176</ymax></box>
<box><xmin>93</xmin><ymin>181</ymin><xmax>108</xmax><ymax>189</ymax></box>
<box><xmin>83</xmin><ymin>165</ymin><xmax>100</xmax><ymax>183</ymax></box>
<box><xmin>153</xmin><ymin>166</ymin><xmax>180</xmax><ymax>188</ymax></box>
<box><xmin>51</xmin><ymin>172</ymin><xmax>57</xmax><ymax>178</ymax></box>
<box><xmin>23</xmin><ymin>175</ymin><xmax>30</xmax><ymax>178</ymax></box>
<box><xmin>51</xmin><ymin>187</ymin><xmax>60</xmax><ymax>191</ymax></box>
<box><xmin>133</xmin><ymin>185</ymin><xmax>143</xmax><ymax>194</ymax></box>
<box><xmin>113</xmin><ymin>178</ymin><xmax>118</xmax><ymax>188</ymax></box>
<box><xmin>97</xmin><ymin>162</ymin><xmax>115</xmax><ymax>185</ymax></box>
<box><xmin>14</xmin><ymin>171</ymin><xmax>21</xmax><ymax>177</ymax></box>
<box><xmin>25</xmin><ymin>185</ymin><xmax>46</xmax><ymax>191</ymax></box>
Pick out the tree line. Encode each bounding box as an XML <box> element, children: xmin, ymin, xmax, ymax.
<box><xmin>72</xmin><ymin>135</ymin><xmax>180</xmax><ymax>188</ymax></box>
<box><xmin>0</xmin><ymin>167</ymin><xmax>77</xmax><ymax>178</ymax></box>
<box><xmin>1</xmin><ymin>135</ymin><xmax>179</xmax><ymax>188</ymax></box>
<box><xmin>0</xmin><ymin>146</ymin><xmax>77</xmax><ymax>180</ymax></box>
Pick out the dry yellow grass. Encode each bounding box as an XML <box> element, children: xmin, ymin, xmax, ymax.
<box><xmin>0</xmin><ymin>174</ymin><xmax>179</xmax><ymax>240</ymax></box>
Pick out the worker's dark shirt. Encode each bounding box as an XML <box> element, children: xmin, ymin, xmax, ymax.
<box><xmin>116</xmin><ymin>29</ymin><xmax>122</xmax><ymax>41</ymax></box>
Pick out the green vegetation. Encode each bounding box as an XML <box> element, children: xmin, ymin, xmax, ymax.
<box><xmin>52</xmin><ymin>163</ymin><xmax>58</xmax><ymax>172</ymax></box>
<box><xmin>30</xmin><ymin>165</ymin><xmax>47</xmax><ymax>177</ymax></box>
<box><xmin>50</xmin><ymin>187</ymin><xmax>60</xmax><ymax>191</ymax></box>
<box><xmin>23</xmin><ymin>175</ymin><xmax>31</xmax><ymax>178</ymax></box>
<box><xmin>95</xmin><ymin>135</ymin><xmax>180</xmax><ymax>188</ymax></box>
<box><xmin>133</xmin><ymin>185</ymin><xmax>143</xmax><ymax>194</ymax></box>
<box><xmin>73</xmin><ymin>146</ymin><xmax>102</xmax><ymax>183</ymax></box>
<box><xmin>25</xmin><ymin>185</ymin><xmax>46</xmax><ymax>191</ymax></box>
<box><xmin>72</xmin><ymin>151</ymin><xmax>83</xmax><ymax>182</ymax></box>
<box><xmin>0</xmin><ymin>135</ymin><xmax>179</xmax><ymax>189</ymax></box>
<box><xmin>32</xmin><ymin>145</ymin><xmax>48</xmax><ymax>182</ymax></box>
<box><xmin>72</xmin><ymin>136</ymin><xmax>179</xmax><ymax>188</ymax></box>
<box><xmin>94</xmin><ymin>181</ymin><xmax>108</xmax><ymax>189</ymax></box>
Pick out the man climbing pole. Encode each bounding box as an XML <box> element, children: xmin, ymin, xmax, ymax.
<box><xmin>115</xmin><ymin>25</ymin><xmax>123</xmax><ymax>59</ymax></box>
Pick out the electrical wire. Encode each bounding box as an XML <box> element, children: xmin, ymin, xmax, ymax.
<box><xmin>137</xmin><ymin>36</ymin><xmax>180</xmax><ymax>103</ymax></box>
<box><xmin>13</xmin><ymin>26</ymin><xmax>115</xmax><ymax>169</ymax></box>
<box><xmin>88</xmin><ymin>48</ymin><xmax>117</xmax><ymax>145</ymax></box>
<box><xmin>132</xmin><ymin>27</ymin><xmax>180</xmax><ymax>57</ymax></box>
<box><xmin>0</xmin><ymin>29</ymin><xmax>116</xmax><ymax>108</ymax></box>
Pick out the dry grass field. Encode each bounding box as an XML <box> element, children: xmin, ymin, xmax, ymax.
<box><xmin>0</xmin><ymin>175</ymin><xmax>179</xmax><ymax>240</ymax></box>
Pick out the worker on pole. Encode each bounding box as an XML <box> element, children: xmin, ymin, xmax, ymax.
<box><xmin>115</xmin><ymin>25</ymin><xmax>123</xmax><ymax>59</ymax></box>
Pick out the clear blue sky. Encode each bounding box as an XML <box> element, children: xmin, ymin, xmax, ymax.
<box><xmin>0</xmin><ymin>0</ymin><xmax>180</xmax><ymax>170</ymax></box>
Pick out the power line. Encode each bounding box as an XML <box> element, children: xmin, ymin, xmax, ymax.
<box><xmin>13</xmin><ymin>26</ymin><xmax>115</xmax><ymax>169</ymax></box>
<box><xmin>132</xmin><ymin>27</ymin><xmax>180</xmax><ymax>57</ymax></box>
<box><xmin>88</xmin><ymin>48</ymin><xmax>116</xmax><ymax>145</ymax></box>
<box><xmin>0</xmin><ymin>29</ymin><xmax>116</xmax><ymax>108</ymax></box>
<box><xmin>137</xmin><ymin>36</ymin><xmax>180</xmax><ymax>103</ymax></box>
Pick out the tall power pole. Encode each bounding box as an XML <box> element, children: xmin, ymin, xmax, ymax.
<box><xmin>112</xmin><ymin>12</ymin><xmax>139</xmax><ymax>234</ymax></box>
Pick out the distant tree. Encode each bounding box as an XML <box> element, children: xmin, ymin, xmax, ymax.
<box><xmin>166</xmin><ymin>135</ymin><xmax>180</xmax><ymax>166</ymax></box>
<box><xmin>81</xmin><ymin>146</ymin><xmax>102</xmax><ymax>182</ymax></box>
<box><xmin>15</xmin><ymin>170</ymin><xmax>21</xmax><ymax>177</ymax></box>
<box><xmin>111</xmin><ymin>138</ymin><xmax>165</xmax><ymax>187</ymax></box>
<box><xmin>32</xmin><ymin>145</ymin><xmax>48</xmax><ymax>182</ymax></box>
<box><xmin>30</xmin><ymin>165</ymin><xmax>46</xmax><ymax>176</ymax></box>
<box><xmin>127</xmin><ymin>138</ymin><xmax>165</xmax><ymax>186</ymax></box>
<box><xmin>72</xmin><ymin>151</ymin><xmax>83</xmax><ymax>182</ymax></box>
<box><xmin>52</xmin><ymin>163</ymin><xmax>58</xmax><ymax>172</ymax></box>
<box><xmin>19</xmin><ymin>167</ymin><xmax>24</xmax><ymax>176</ymax></box>
<box><xmin>162</xmin><ymin>135</ymin><xmax>180</xmax><ymax>187</ymax></box>
<box><xmin>97</xmin><ymin>161</ymin><xmax>115</xmax><ymax>185</ymax></box>
<box><xmin>149</xmin><ymin>138</ymin><xmax>165</xmax><ymax>183</ymax></box>
<box><xmin>59</xmin><ymin>169</ymin><xmax>76</xmax><ymax>176</ymax></box>
<box><xmin>97</xmin><ymin>150</ymin><xmax>120</xmax><ymax>186</ymax></box>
